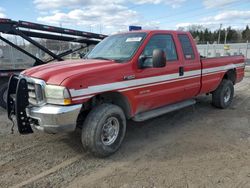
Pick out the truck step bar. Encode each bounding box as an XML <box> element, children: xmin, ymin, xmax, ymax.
<box><xmin>133</xmin><ymin>99</ymin><xmax>196</xmax><ymax>122</ymax></box>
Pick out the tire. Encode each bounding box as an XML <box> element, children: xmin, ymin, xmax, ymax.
<box><xmin>0</xmin><ymin>82</ymin><xmax>8</xmax><ymax>109</ymax></box>
<box><xmin>81</xmin><ymin>103</ymin><xmax>126</xmax><ymax>157</ymax></box>
<box><xmin>212</xmin><ymin>79</ymin><xmax>234</xmax><ymax>109</ymax></box>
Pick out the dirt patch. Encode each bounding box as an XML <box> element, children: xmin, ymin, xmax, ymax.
<box><xmin>0</xmin><ymin>77</ymin><xmax>250</xmax><ymax>188</ymax></box>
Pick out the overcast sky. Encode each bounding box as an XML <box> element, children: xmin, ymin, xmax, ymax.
<box><xmin>0</xmin><ymin>0</ymin><xmax>250</xmax><ymax>34</ymax></box>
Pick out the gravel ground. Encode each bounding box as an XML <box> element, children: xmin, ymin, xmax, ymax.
<box><xmin>0</xmin><ymin>75</ymin><xmax>250</xmax><ymax>188</ymax></box>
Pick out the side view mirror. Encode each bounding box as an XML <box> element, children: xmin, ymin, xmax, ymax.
<box><xmin>152</xmin><ymin>49</ymin><xmax>166</xmax><ymax>68</ymax></box>
<box><xmin>138</xmin><ymin>49</ymin><xmax>166</xmax><ymax>69</ymax></box>
<box><xmin>138</xmin><ymin>55</ymin><xmax>149</xmax><ymax>69</ymax></box>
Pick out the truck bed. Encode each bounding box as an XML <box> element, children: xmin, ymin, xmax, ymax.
<box><xmin>200</xmin><ymin>55</ymin><xmax>245</xmax><ymax>94</ymax></box>
<box><xmin>201</xmin><ymin>55</ymin><xmax>245</xmax><ymax>67</ymax></box>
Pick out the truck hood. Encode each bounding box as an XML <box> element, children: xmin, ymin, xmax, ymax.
<box><xmin>22</xmin><ymin>59</ymin><xmax>119</xmax><ymax>85</ymax></box>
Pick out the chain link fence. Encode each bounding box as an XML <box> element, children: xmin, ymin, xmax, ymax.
<box><xmin>197</xmin><ymin>43</ymin><xmax>250</xmax><ymax>64</ymax></box>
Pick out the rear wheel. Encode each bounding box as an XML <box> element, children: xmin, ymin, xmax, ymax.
<box><xmin>212</xmin><ymin>79</ymin><xmax>234</xmax><ymax>109</ymax></box>
<box><xmin>0</xmin><ymin>83</ymin><xmax>8</xmax><ymax>109</ymax></box>
<box><xmin>81</xmin><ymin>104</ymin><xmax>126</xmax><ymax>157</ymax></box>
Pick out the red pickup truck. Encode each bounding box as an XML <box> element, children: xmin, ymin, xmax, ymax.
<box><xmin>7</xmin><ymin>30</ymin><xmax>245</xmax><ymax>157</ymax></box>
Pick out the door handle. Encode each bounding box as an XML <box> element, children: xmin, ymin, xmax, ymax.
<box><xmin>179</xmin><ymin>67</ymin><xmax>184</xmax><ymax>76</ymax></box>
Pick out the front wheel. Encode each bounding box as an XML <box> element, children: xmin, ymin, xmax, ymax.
<box><xmin>212</xmin><ymin>79</ymin><xmax>234</xmax><ymax>109</ymax></box>
<box><xmin>81</xmin><ymin>104</ymin><xmax>126</xmax><ymax>157</ymax></box>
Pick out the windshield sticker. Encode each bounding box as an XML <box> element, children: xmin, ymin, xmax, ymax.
<box><xmin>126</xmin><ymin>37</ymin><xmax>142</xmax><ymax>42</ymax></box>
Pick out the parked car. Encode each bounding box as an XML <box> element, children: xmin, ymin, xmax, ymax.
<box><xmin>7</xmin><ymin>30</ymin><xmax>245</xmax><ymax>157</ymax></box>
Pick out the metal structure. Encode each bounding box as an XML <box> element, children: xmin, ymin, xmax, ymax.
<box><xmin>0</xmin><ymin>18</ymin><xmax>107</xmax><ymax>109</ymax></box>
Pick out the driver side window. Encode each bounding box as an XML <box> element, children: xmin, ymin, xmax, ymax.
<box><xmin>142</xmin><ymin>34</ymin><xmax>177</xmax><ymax>67</ymax></box>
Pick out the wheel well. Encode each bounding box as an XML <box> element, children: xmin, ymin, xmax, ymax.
<box><xmin>223</xmin><ymin>69</ymin><xmax>236</xmax><ymax>84</ymax></box>
<box><xmin>92</xmin><ymin>92</ymin><xmax>131</xmax><ymax>118</ymax></box>
<box><xmin>76</xmin><ymin>92</ymin><xmax>131</xmax><ymax>128</ymax></box>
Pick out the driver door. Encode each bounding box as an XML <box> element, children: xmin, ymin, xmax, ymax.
<box><xmin>134</xmin><ymin>33</ymin><xmax>185</xmax><ymax>113</ymax></box>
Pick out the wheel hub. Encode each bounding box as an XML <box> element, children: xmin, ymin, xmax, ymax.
<box><xmin>224</xmin><ymin>87</ymin><xmax>231</xmax><ymax>103</ymax></box>
<box><xmin>101</xmin><ymin>117</ymin><xmax>120</xmax><ymax>146</ymax></box>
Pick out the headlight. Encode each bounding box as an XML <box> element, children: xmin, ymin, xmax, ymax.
<box><xmin>45</xmin><ymin>85</ymin><xmax>72</xmax><ymax>105</ymax></box>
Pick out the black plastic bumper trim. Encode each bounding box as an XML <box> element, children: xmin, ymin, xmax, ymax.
<box><xmin>7</xmin><ymin>75</ymin><xmax>33</xmax><ymax>134</ymax></box>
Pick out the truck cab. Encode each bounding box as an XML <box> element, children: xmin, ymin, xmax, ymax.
<box><xmin>7</xmin><ymin>30</ymin><xmax>245</xmax><ymax>157</ymax></box>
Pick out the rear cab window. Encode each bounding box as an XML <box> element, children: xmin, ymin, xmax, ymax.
<box><xmin>178</xmin><ymin>34</ymin><xmax>195</xmax><ymax>60</ymax></box>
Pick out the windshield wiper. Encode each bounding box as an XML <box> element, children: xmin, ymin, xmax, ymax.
<box><xmin>90</xmin><ymin>57</ymin><xmax>124</xmax><ymax>63</ymax></box>
<box><xmin>91</xmin><ymin>57</ymin><xmax>114</xmax><ymax>61</ymax></box>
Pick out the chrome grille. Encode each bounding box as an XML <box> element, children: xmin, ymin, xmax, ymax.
<box><xmin>26</xmin><ymin>79</ymin><xmax>45</xmax><ymax>106</ymax></box>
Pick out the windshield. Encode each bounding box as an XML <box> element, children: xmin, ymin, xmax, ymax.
<box><xmin>86</xmin><ymin>32</ymin><xmax>146</xmax><ymax>62</ymax></box>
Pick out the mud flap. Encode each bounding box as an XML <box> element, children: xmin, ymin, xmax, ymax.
<box><xmin>7</xmin><ymin>75</ymin><xmax>33</xmax><ymax>134</ymax></box>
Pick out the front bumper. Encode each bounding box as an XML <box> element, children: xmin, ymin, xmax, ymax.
<box><xmin>26</xmin><ymin>104</ymin><xmax>81</xmax><ymax>133</ymax></box>
<box><xmin>7</xmin><ymin>75</ymin><xmax>81</xmax><ymax>134</ymax></box>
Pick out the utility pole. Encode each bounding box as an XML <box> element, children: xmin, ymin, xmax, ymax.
<box><xmin>224</xmin><ymin>28</ymin><xmax>228</xmax><ymax>44</ymax></box>
<box><xmin>217</xmin><ymin>23</ymin><xmax>222</xmax><ymax>44</ymax></box>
